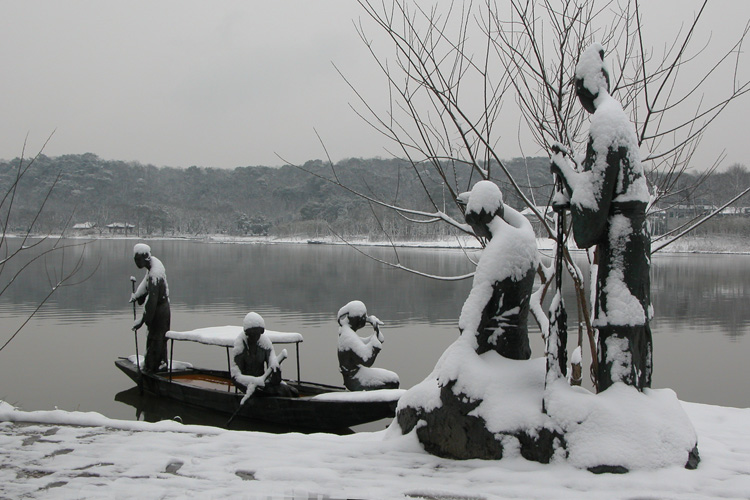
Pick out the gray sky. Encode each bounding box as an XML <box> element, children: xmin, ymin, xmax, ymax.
<box><xmin>1</xmin><ymin>1</ymin><xmax>748</xmax><ymax>171</ymax></box>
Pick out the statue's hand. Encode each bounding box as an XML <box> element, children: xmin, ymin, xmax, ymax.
<box><xmin>550</xmin><ymin>143</ymin><xmax>574</xmax><ymax>205</ymax></box>
<box><xmin>550</xmin><ymin>142</ymin><xmax>572</xmax><ymax>174</ymax></box>
<box><xmin>368</xmin><ymin>315</ymin><xmax>385</xmax><ymax>341</ymax></box>
<box><xmin>367</xmin><ymin>315</ymin><xmax>384</xmax><ymax>327</ymax></box>
<box><xmin>550</xmin><ymin>142</ymin><xmax>568</xmax><ymax>157</ymax></box>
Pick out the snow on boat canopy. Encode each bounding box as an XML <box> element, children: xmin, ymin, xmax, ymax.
<box><xmin>167</xmin><ymin>325</ymin><xmax>304</xmax><ymax>347</ymax></box>
<box><xmin>115</xmin><ymin>325</ymin><xmax>403</xmax><ymax>432</ymax></box>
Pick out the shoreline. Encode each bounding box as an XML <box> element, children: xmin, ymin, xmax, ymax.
<box><xmin>40</xmin><ymin>232</ymin><xmax>750</xmax><ymax>255</ymax></box>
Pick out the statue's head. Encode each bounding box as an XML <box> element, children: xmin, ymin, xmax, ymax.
<box><xmin>337</xmin><ymin>300</ymin><xmax>368</xmax><ymax>331</ymax></box>
<box><xmin>461</xmin><ymin>181</ymin><xmax>504</xmax><ymax>240</ymax></box>
<box><xmin>243</xmin><ymin>312</ymin><xmax>265</xmax><ymax>340</ymax></box>
<box><xmin>575</xmin><ymin>43</ymin><xmax>610</xmax><ymax>114</ymax></box>
<box><xmin>133</xmin><ymin>243</ymin><xmax>151</xmax><ymax>269</ymax></box>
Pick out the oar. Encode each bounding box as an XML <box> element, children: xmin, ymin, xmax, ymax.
<box><xmin>130</xmin><ymin>276</ymin><xmax>143</xmax><ymax>395</ymax></box>
<box><xmin>226</xmin><ymin>349</ymin><xmax>288</xmax><ymax>428</ymax></box>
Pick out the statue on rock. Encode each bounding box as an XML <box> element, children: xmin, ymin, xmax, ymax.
<box><xmin>459</xmin><ymin>181</ymin><xmax>536</xmax><ymax>360</ymax></box>
<box><xmin>549</xmin><ymin>43</ymin><xmax>652</xmax><ymax>392</ymax></box>
<box><xmin>391</xmin><ymin>52</ymin><xmax>700</xmax><ymax>469</ymax></box>
<box><xmin>337</xmin><ymin>300</ymin><xmax>400</xmax><ymax>391</ymax></box>
<box><xmin>394</xmin><ymin>181</ymin><xmax>555</xmax><ymax>461</ymax></box>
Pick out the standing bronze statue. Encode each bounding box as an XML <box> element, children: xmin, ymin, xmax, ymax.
<box><xmin>130</xmin><ymin>243</ymin><xmax>171</xmax><ymax>374</ymax></box>
<box><xmin>392</xmin><ymin>46</ymin><xmax>698</xmax><ymax>471</ymax></box>
<box><xmin>550</xmin><ymin>43</ymin><xmax>652</xmax><ymax>392</ymax></box>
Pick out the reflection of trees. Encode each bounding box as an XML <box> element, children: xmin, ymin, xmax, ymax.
<box><xmin>3</xmin><ymin>241</ymin><xmax>474</xmax><ymax>328</ymax></box>
<box><xmin>651</xmin><ymin>256</ymin><xmax>750</xmax><ymax>339</ymax></box>
<box><xmin>1</xmin><ymin>142</ymin><xmax>94</xmax><ymax>351</ymax></box>
<box><xmin>6</xmin><ymin>241</ymin><xmax>749</xmax><ymax>340</ymax></box>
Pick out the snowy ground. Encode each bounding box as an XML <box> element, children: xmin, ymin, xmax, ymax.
<box><xmin>1</xmin><ymin>401</ymin><xmax>748</xmax><ymax>499</ymax></box>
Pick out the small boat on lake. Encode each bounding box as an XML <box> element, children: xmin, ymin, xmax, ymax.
<box><xmin>115</xmin><ymin>325</ymin><xmax>403</xmax><ymax>432</ymax></box>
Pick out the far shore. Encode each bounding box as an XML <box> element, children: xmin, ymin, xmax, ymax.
<box><xmin>13</xmin><ymin>232</ymin><xmax>750</xmax><ymax>255</ymax></box>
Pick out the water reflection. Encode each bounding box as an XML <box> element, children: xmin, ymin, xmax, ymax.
<box><xmin>650</xmin><ymin>254</ymin><xmax>750</xmax><ymax>339</ymax></box>
<box><xmin>0</xmin><ymin>239</ymin><xmax>748</xmax><ymax>425</ymax></box>
<box><xmin>1</xmin><ymin>239</ymin><xmax>474</xmax><ymax>326</ymax></box>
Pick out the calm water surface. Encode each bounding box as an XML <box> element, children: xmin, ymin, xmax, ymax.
<box><xmin>0</xmin><ymin>239</ymin><xmax>748</xmax><ymax>432</ymax></box>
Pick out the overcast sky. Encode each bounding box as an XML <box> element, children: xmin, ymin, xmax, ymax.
<box><xmin>1</xmin><ymin>1</ymin><xmax>748</xmax><ymax>171</ymax></box>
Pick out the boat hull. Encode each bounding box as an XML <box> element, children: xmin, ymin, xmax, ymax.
<box><xmin>115</xmin><ymin>358</ymin><xmax>398</xmax><ymax>431</ymax></box>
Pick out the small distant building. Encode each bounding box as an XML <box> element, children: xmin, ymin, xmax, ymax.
<box><xmin>106</xmin><ymin>222</ymin><xmax>135</xmax><ymax>235</ymax></box>
<box><xmin>719</xmin><ymin>206</ymin><xmax>750</xmax><ymax>216</ymax></box>
<box><xmin>662</xmin><ymin>204</ymin><xmax>716</xmax><ymax>219</ymax></box>
<box><xmin>72</xmin><ymin>221</ymin><xmax>97</xmax><ymax>235</ymax></box>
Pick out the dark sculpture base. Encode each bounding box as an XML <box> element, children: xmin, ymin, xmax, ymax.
<box><xmin>393</xmin><ymin>346</ymin><xmax>700</xmax><ymax>472</ymax></box>
<box><xmin>397</xmin><ymin>381</ymin><xmax>563</xmax><ymax>462</ymax></box>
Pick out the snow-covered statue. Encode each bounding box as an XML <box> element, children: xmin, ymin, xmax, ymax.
<box><xmin>550</xmin><ymin>44</ymin><xmax>652</xmax><ymax>392</ymax></box>
<box><xmin>391</xmin><ymin>175</ymin><xmax>698</xmax><ymax>471</ymax></box>
<box><xmin>230</xmin><ymin>312</ymin><xmax>296</xmax><ymax>397</ymax></box>
<box><xmin>337</xmin><ymin>300</ymin><xmax>400</xmax><ymax>391</ymax></box>
<box><xmin>130</xmin><ymin>243</ymin><xmax>171</xmax><ymax>374</ymax></box>
<box><xmin>394</xmin><ymin>181</ymin><xmax>544</xmax><ymax>460</ymax></box>
<box><xmin>459</xmin><ymin>181</ymin><xmax>537</xmax><ymax>360</ymax></box>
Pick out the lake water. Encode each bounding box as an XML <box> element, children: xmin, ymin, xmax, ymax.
<box><xmin>0</xmin><ymin>239</ymin><xmax>748</xmax><ymax>432</ymax></box>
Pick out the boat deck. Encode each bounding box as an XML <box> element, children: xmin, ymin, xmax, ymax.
<box><xmin>171</xmin><ymin>373</ymin><xmax>235</xmax><ymax>392</ymax></box>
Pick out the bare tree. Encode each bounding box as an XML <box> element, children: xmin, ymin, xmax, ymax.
<box><xmin>291</xmin><ymin>0</ymin><xmax>749</xmax><ymax>389</ymax></box>
<box><xmin>0</xmin><ymin>136</ymin><xmax>96</xmax><ymax>352</ymax></box>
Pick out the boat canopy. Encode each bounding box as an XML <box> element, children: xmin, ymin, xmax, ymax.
<box><xmin>167</xmin><ymin>325</ymin><xmax>304</xmax><ymax>347</ymax></box>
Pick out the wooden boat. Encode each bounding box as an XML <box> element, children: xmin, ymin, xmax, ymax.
<box><xmin>115</xmin><ymin>325</ymin><xmax>403</xmax><ymax>432</ymax></box>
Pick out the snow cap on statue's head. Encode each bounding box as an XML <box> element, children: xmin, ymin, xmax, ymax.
<box><xmin>338</xmin><ymin>300</ymin><xmax>367</xmax><ymax>325</ymax></box>
<box><xmin>133</xmin><ymin>243</ymin><xmax>151</xmax><ymax>258</ymax></box>
<box><xmin>466</xmin><ymin>180</ymin><xmax>503</xmax><ymax>217</ymax></box>
<box><xmin>243</xmin><ymin>312</ymin><xmax>265</xmax><ymax>331</ymax></box>
<box><xmin>575</xmin><ymin>43</ymin><xmax>610</xmax><ymax>102</ymax></box>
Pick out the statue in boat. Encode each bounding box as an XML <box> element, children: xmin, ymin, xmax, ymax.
<box><xmin>230</xmin><ymin>312</ymin><xmax>297</xmax><ymax>397</ymax></box>
<box><xmin>130</xmin><ymin>243</ymin><xmax>171</xmax><ymax>374</ymax></box>
<box><xmin>337</xmin><ymin>300</ymin><xmax>400</xmax><ymax>391</ymax></box>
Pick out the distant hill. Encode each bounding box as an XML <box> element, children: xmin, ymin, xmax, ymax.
<box><xmin>0</xmin><ymin>154</ymin><xmax>551</xmax><ymax>238</ymax></box>
<box><xmin>1</xmin><ymin>153</ymin><xmax>747</xmax><ymax>239</ymax></box>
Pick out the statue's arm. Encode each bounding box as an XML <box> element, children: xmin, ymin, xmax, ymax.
<box><xmin>568</xmin><ymin>146</ymin><xmax>619</xmax><ymax>248</ymax></box>
<box><xmin>550</xmin><ymin>147</ymin><xmax>575</xmax><ymax>198</ymax></box>
<box><xmin>139</xmin><ymin>278</ymin><xmax>159</xmax><ymax>325</ymax></box>
<box><xmin>230</xmin><ymin>344</ymin><xmax>256</xmax><ymax>390</ymax></box>
<box><xmin>359</xmin><ymin>334</ymin><xmax>383</xmax><ymax>366</ymax></box>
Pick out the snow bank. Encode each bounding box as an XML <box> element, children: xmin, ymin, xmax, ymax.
<box><xmin>396</xmin><ymin>335</ymin><xmax>698</xmax><ymax>470</ymax></box>
<box><xmin>0</xmin><ymin>400</ymin><xmax>747</xmax><ymax>499</ymax></box>
<box><xmin>545</xmin><ymin>379</ymin><xmax>698</xmax><ymax>470</ymax></box>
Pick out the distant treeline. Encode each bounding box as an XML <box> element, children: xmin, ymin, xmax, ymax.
<box><xmin>1</xmin><ymin>153</ymin><xmax>748</xmax><ymax>238</ymax></box>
